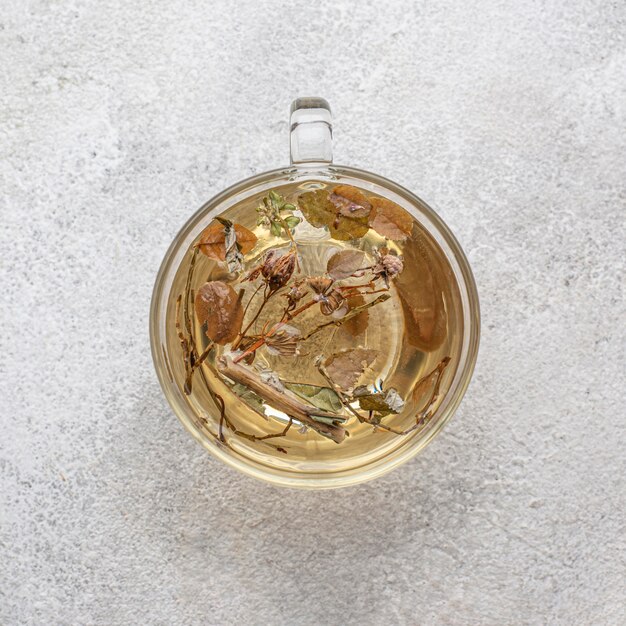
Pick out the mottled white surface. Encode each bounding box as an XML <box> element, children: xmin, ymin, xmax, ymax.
<box><xmin>1</xmin><ymin>1</ymin><xmax>625</xmax><ymax>624</ymax></box>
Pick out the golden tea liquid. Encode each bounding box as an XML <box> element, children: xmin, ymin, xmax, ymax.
<box><xmin>162</xmin><ymin>180</ymin><xmax>464</xmax><ymax>473</ymax></box>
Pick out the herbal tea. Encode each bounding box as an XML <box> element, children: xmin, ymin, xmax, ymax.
<box><xmin>164</xmin><ymin>181</ymin><xmax>464</xmax><ymax>472</ymax></box>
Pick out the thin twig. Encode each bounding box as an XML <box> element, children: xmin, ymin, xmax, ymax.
<box><xmin>300</xmin><ymin>293</ymin><xmax>391</xmax><ymax>341</ymax></box>
<box><xmin>183</xmin><ymin>246</ymin><xmax>199</xmax><ymax>348</ymax></box>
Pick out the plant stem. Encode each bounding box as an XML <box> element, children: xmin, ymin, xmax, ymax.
<box><xmin>277</xmin><ymin>214</ymin><xmax>300</xmax><ymax>271</ymax></box>
<box><xmin>232</xmin><ymin>297</ymin><xmax>316</xmax><ymax>364</ymax></box>
<box><xmin>300</xmin><ymin>293</ymin><xmax>390</xmax><ymax>341</ymax></box>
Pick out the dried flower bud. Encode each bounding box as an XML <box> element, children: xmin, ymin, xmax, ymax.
<box><xmin>382</xmin><ymin>253</ymin><xmax>404</xmax><ymax>277</ymax></box>
<box><xmin>262</xmin><ymin>250</ymin><xmax>297</xmax><ymax>292</ymax></box>
<box><xmin>285</xmin><ymin>279</ymin><xmax>306</xmax><ymax>310</ymax></box>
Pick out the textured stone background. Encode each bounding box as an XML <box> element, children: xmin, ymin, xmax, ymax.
<box><xmin>1</xmin><ymin>1</ymin><xmax>625</xmax><ymax>624</ymax></box>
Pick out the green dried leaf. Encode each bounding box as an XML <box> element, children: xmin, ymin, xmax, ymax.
<box><xmin>270</xmin><ymin>221</ymin><xmax>282</xmax><ymax>236</ymax></box>
<box><xmin>284</xmin><ymin>215</ymin><xmax>301</xmax><ymax>229</ymax></box>
<box><xmin>354</xmin><ymin>387</ymin><xmax>405</xmax><ymax>417</ymax></box>
<box><xmin>309</xmin><ymin>414</ymin><xmax>347</xmax><ymax>426</ymax></box>
<box><xmin>298</xmin><ymin>189</ymin><xmax>370</xmax><ymax>241</ymax></box>
<box><xmin>230</xmin><ymin>382</ymin><xmax>266</xmax><ymax>416</ymax></box>
<box><xmin>284</xmin><ymin>382</ymin><xmax>343</xmax><ymax>413</ymax></box>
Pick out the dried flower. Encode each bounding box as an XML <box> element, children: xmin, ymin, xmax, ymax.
<box><xmin>308</xmin><ymin>276</ymin><xmax>334</xmax><ymax>295</ymax></box>
<box><xmin>307</xmin><ymin>276</ymin><xmax>346</xmax><ymax>316</ymax></box>
<box><xmin>265</xmin><ymin>324</ymin><xmax>300</xmax><ymax>357</ymax></box>
<box><xmin>372</xmin><ymin>248</ymin><xmax>404</xmax><ymax>287</ymax></box>
<box><xmin>321</xmin><ymin>290</ymin><xmax>347</xmax><ymax>317</ymax></box>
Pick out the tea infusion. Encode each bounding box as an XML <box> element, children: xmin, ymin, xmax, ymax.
<box><xmin>165</xmin><ymin>182</ymin><xmax>463</xmax><ymax>471</ymax></box>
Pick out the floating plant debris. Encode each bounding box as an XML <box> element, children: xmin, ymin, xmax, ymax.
<box><xmin>170</xmin><ymin>182</ymin><xmax>457</xmax><ymax>456</ymax></box>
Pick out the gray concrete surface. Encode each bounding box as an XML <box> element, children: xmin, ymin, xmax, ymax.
<box><xmin>1</xmin><ymin>1</ymin><xmax>625</xmax><ymax>624</ymax></box>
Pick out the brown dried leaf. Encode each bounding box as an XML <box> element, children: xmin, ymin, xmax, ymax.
<box><xmin>197</xmin><ymin>221</ymin><xmax>257</xmax><ymax>261</ymax></box>
<box><xmin>194</xmin><ymin>281</ymin><xmax>243</xmax><ymax>345</ymax></box>
<box><xmin>326</xmin><ymin>249</ymin><xmax>365</xmax><ymax>280</ymax></box>
<box><xmin>341</xmin><ymin>294</ymin><xmax>369</xmax><ymax>337</ymax></box>
<box><xmin>369</xmin><ymin>197</ymin><xmax>413</xmax><ymax>241</ymax></box>
<box><xmin>298</xmin><ymin>189</ymin><xmax>370</xmax><ymax>241</ymax></box>
<box><xmin>329</xmin><ymin>185</ymin><xmax>373</xmax><ymax>219</ymax></box>
<box><xmin>395</xmin><ymin>231</ymin><xmax>448</xmax><ymax>350</ymax></box>
<box><xmin>324</xmin><ymin>348</ymin><xmax>378</xmax><ymax>391</ymax></box>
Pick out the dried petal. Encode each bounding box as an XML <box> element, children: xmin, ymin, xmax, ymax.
<box><xmin>326</xmin><ymin>249</ymin><xmax>366</xmax><ymax>280</ymax></box>
<box><xmin>324</xmin><ymin>348</ymin><xmax>378</xmax><ymax>391</ymax></box>
<box><xmin>197</xmin><ymin>221</ymin><xmax>258</xmax><ymax>262</ymax></box>
<box><xmin>194</xmin><ymin>281</ymin><xmax>244</xmax><ymax>345</ymax></box>
<box><xmin>369</xmin><ymin>197</ymin><xmax>413</xmax><ymax>241</ymax></box>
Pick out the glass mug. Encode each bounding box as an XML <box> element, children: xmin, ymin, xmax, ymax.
<box><xmin>150</xmin><ymin>98</ymin><xmax>480</xmax><ymax>489</ymax></box>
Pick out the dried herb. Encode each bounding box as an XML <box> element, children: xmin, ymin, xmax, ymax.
<box><xmin>174</xmin><ymin>183</ymin><xmax>456</xmax><ymax>453</ymax></box>
<box><xmin>323</xmin><ymin>348</ymin><xmax>378</xmax><ymax>391</ymax></box>
<box><xmin>301</xmin><ymin>293</ymin><xmax>390</xmax><ymax>341</ymax></box>
<box><xmin>298</xmin><ymin>189</ymin><xmax>370</xmax><ymax>241</ymax></box>
<box><xmin>195</xmin><ymin>281</ymin><xmax>244</xmax><ymax>345</ymax></box>
<box><xmin>256</xmin><ymin>190</ymin><xmax>300</xmax><ymax>239</ymax></box>
<box><xmin>326</xmin><ymin>249</ymin><xmax>365</xmax><ymax>280</ymax></box>
<box><xmin>369</xmin><ymin>197</ymin><xmax>413</xmax><ymax>240</ymax></box>
<box><xmin>197</xmin><ymin>219</ymin><xmax>257</xmax><ymax>266</ymax></box>
<box><xmin>307</xmin><ymin>276</ymin><xmax>346</xmax><ymax>316</ymax></box>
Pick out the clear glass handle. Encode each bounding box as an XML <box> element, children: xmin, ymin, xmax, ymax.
<box><xmin>289</xmin><ymin>97</ymin><xmax>333</xmax><ymax>165</ymax></box>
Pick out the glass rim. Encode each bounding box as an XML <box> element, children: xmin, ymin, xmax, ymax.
<box><xmin>150</xmin><ymin>163</ymin><xmax>480</xmax><ymax>489</ymax></box>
